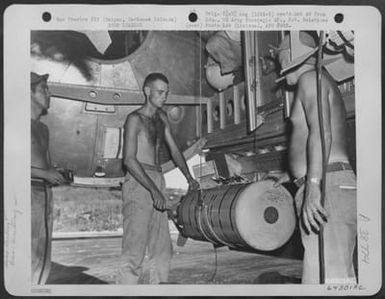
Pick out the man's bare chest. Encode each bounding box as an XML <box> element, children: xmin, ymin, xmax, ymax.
<box><xmin>138</xmin><ymin>115</ymin><xmax>164</xmax><ymax>143</ymax></box>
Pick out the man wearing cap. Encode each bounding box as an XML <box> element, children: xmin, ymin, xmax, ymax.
<box><xmin>31</xmin><ymin>72</ymin><xmax>66</xmax><ymax>284</ymax></box>
<box><xmin>117</xmin><ymin>72</ymin><xmax>199</xmax><ymax>284</ymax></box>
<box><xmin>275</xmin><ymin>32</ymin><xmax>357</xmax><ymax>284</ymax></box>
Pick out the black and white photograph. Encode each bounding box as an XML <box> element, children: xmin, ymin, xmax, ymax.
<box><xmin>3</xmin><ymin>4</ymin><xmax>382</xmax><ymax>297</ymax></box>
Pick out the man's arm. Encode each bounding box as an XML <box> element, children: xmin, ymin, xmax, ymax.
<box><xmin>161</xmin><ymin>112</ymin><xmax>199</xmax><ymax>191</ymax></box>
<box><xmin>31</xmin><ymin>167</ymin><xmax>66</xmax><ymax>185</ymax></box>
<box><xmin>298</xmin><ymin>71</ymin><xmax>331</xmax><ymax>233</ymax></box>
<box><xmin>123</xmin><ymin>114</ymin><xmax>167</xmax><ymax>211</ymax></box>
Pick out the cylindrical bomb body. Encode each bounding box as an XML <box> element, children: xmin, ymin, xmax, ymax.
<box><xmin>175</xmin><ymin>180</ymin><xmax>296</xmax><ymax>251</ymax></box>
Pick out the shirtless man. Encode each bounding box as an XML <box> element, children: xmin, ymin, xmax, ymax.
<box><xmin>117</xmin><ymin>73</ymin><xmax>199</xmax><ymax>284</ymax></box>
<box><xmin>30</xmin><ymin>72</ymin><xmax>66</xmax><ymax>284</ymax></box>
<box><xmin>276</xmin><ymin>32</ymin><xmax>357</xmax><ymax>284</ymax></box>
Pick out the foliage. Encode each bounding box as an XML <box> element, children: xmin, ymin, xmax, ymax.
<box><xmin>53</xmin><ymin>186</ymin><xmax>184</xmax><ymax>232</ymax></box>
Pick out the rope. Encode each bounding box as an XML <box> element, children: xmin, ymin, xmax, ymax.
<box><xmin>201</xmin><ymin>191</ymin><xmax>234</xmax><ymax>247</ymax></box>
<box><xmin>316</xmin><ymin>31</ymin><xmax>326</xmax><ymax>284</ymax></box>
<box><xmin>38</xmin><ymin>184</ymin><xmax>50</xmax><ymax>284</ymax></box>
<box><xmin>198</xmin><ymin>31</ymin><xmax>203</xmax><ymax>176</ymax></box>
<box><xmin>207</xmin><ymin>246</ymin><xmax>218</xmax><ymax>282</ymax></box>
<box><xmin>196</xmin><ymin>208</ymin><xmax>217</xmax><ymax>244</ymax></box>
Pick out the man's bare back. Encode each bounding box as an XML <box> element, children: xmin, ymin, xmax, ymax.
<box><xmin>275</xmin><ymin>32</ymin><xmax>357</xmax><ymax>284</ymax></box>
<box><xmin>289</xmin><ymin>69</ymin><xmax>349</xmax><ymax>179</ymax></box>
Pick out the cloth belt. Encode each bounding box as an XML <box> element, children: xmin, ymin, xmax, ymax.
<box><xmin>141</xmin><ymin>163</ymin><xmax>162</xmax><ymax>173</ymax></box>
<box><xmin>31</xmin><ymin>179</ymin><xmax>48</xmax><ymax>188</ymax></box>
<box><xmin>294</xmin><ymin>162</ymin><xmax>352</xmax><ymax>188</ymax></box>
<box><xmin>326</xmin><ymin>161</ymin><xmax>352</xmax><ymax>172</ymax></box>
